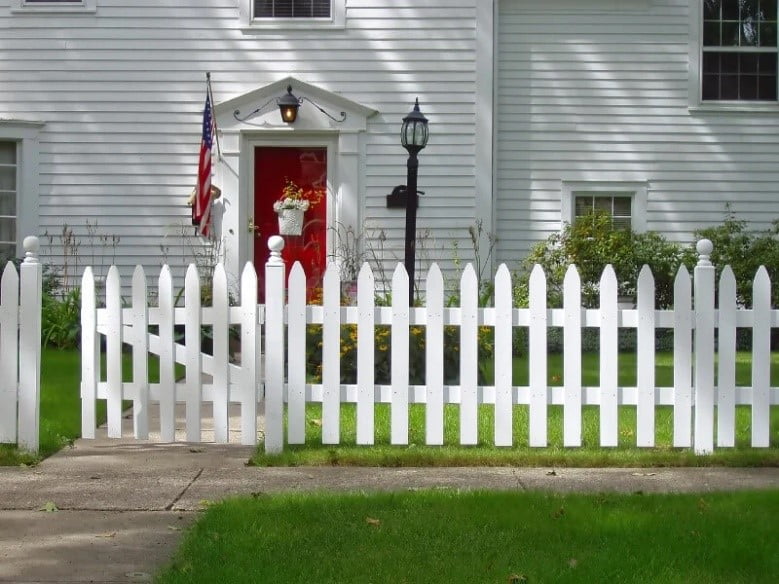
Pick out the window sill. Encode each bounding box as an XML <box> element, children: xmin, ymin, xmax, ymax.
<box><xmin>689</xmin><ymin>103</ymin><xmax>779</xmax><ymax>114</ymax></box>
<box><xmin>240</xmin><ymin>21</ymin><xmax>344</xmax><ymax>33</ymax></box>
<box><xmin>11</xmin><ymin>7</ymin><xmax>96</xmax><ymax>14</ymax></box>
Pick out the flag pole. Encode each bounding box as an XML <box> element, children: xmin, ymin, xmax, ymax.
<box><xmin>206</xmin><ymin>72</ymin><xmax>222</xmax><ymax>161</ymax></box>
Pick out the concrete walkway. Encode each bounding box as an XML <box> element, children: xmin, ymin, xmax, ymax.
<box><xmin>1</xmin><ymin>406</ymin><xmax>778</xmax><ymax>583</ymax></box>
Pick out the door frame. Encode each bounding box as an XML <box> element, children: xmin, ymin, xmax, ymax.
<box><xmin>238</xmin><ymin>132</ymin><xmax>340</xmax><ymax>271</ymax></box>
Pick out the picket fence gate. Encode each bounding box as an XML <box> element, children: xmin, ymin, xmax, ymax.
<box><xmin>80</xmin><ymin>237</ymin><xmax>778</xmax><ymax>455</ymax></box>
<box><xmin>0</xmin><ymin>237</ymin><xmax>43</xmax><ymax>452</ymax></box>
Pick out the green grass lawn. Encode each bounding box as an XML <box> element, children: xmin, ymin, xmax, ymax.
<box><xmin>252</xmin><ymin>351</ymin><xmax>779</xmax><ymax>467</ymax></box>
<box><xmin>156</xmin><ymin>489</ymin><xmax>779</xmax><ymax>584</ymax></box>
<box><xmin>0</xmin><ymin>348</ymin><xmax>165</xmax><ymax>466</ymax></box>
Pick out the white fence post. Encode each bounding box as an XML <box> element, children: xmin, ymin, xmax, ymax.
<box><xmin>751</xmin><ymin>266</ymin><xmax>771</xmax><ymax>447</ymax></box>
<box><xmin>0</xmin><ymin>259</ymin><xmax>19</xmax><ymax>444</ymax></box>
<box><xmin>693</xmin><ymin>239</ymin><xmax>715</xmax><ymax>455</ymax></box>
<box><xmin>264</xmin><ymin>236</ymin><xmax>286</xmax><ymax>454</ymax></box>
<box><xmin>18</xmin><ymin>236</ymin><xmax>42</xmax><ymax>452</ymax></box>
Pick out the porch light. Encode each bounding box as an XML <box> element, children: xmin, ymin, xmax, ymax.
<box><xmin>277</xmin><ymin>85</ymin><xmax>301</xmax><ymax>124</ymax></box>
<box><xmin>401</xmin><ymin>98</ymin><xmax>429</xmax><ymax>305</ymax></box>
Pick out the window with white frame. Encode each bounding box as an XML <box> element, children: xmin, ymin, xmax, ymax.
<box><xmin>561</xmin><ymin>181</ymin><xmax>648</xmax><ymax>232</ymax></box>
<box><xmin>574</xmin><ymin>193</ymin><xmax>633</xmax><ymax>230</ymax></box>
<box><xmin>701</xmin><ymin>0</ymin><xmax>778</xmax><ymax>101</ymax></box>
<box><xmin>254</xmin><ymin>0</ymin><xmax>330</xmax><ymax>18</ymax></box>
<box><xmin>0</xmin><ymin>142</ymin><xmax>18</xmax><ymax>261</ymax></box>
<box><xmin>240</xmin><ymin>0</ymin><xmax>343</xmax><ymax>28</ymax></box>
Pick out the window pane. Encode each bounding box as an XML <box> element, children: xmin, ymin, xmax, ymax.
<box><xmin>0</xmin><ymin>168</ymin><xmax>16</xmax><ymax>191</ymax></box>
<box><xmin>0</xmin><ymin>218</ymin><xmax>16</xmax><ymax>243</ymax></box>
<box><xmin>759</xmin><ymin>72</ymin><xmax>777</xmax><ymax>99</ymax></box>
<box><xmin>704</xmin><ymin>21</ymin><xmax>722</xmax><ymax>45</ymax></box>
<box><xmin>702</xmin><ymin>73</ymin><xmax>721</xmax><ymax>99</ymax></box>
<box><xmin>0</xmin><ymin>243</ymin><xmax>14</xmax><ymax>262</ymax></box>
<box><xmin>574</xmin><ymin>196</ymin><xmax>593</xmax><ymax>216</ymax></box>
<box><xmin>721</xmin><ymin>52</ymin><xmax>739</xmax><ymax>72</ymax></box>
<box><xmin>612</xmin><ymin>196</ymin><xmax>632</xmax><ymax>216</ymax></box>
<box><xmin>612</xmin><ymin>217</ymin><xmax>632</xmax><ymax>231</ymax></box>
<box><xmin>722</xmin><ymin>21</ymin><xmax>741</xmax><ymax>45</ymax></box>
<box><xmin>742</xmin><ymin>53</ymin><xmax>759</xmax><ymax>72</ymax></box>
<box><xmin>760</xmin><ymin>21</ymin><xmax>777</xmax><ymax>45</ymax></box>
<box><xmin>0</xmin><ymin>193</ymin><xmax>15</xmax><ymax>216</ymax></box>
<box><xmin>593</xmin><ymin>198</ymin><xmax>611</xmax><ymax>213</ymax></box>
<box><xmin>722</xmin><ymin>0</ymin><xmax>740</xmax><ymax>20</ymax></box>
<box><xmin>741</xmin><ymin>74</ymin><xmax>759</xmax><ymax>98</ymax></box>
<box><xmin>704</xmin><ymin>0</ymin><xmax>721</xmax><ymax>20</ymax></box>
<box><xmin>762</xmin><ymin>0</ymin><xmax>778</xmax><ymax>19</ymax></box>
<box><xmin>721</xmin><ymin>74</ymin><xmax>740</xmax><ymax>98</ymax></box>
<box><xmin>759</xmin><ymin>51</ymin><xmax>777</xmax><ymax>72</ymax></box>
<box><xmin>0</xmin><ymin>142</ymin><xmax>15</xmax><ymax>164</ymax></box>
<box><xmin>312</xmin><ymin>0</ymin><xmax>329</xmax><ymax>17</ymax></box>
<box><xmin>741</xmin><ymin>20</ymin><xmax>759</xmax><ymax>45</ymax></box>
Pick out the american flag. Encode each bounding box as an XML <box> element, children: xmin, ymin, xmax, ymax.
<box><xmin>193</xmin><ymin>92</ymin><xmax>214</xmax><ymax>237</ymax></box>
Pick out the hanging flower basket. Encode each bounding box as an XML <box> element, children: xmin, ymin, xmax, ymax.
<box><xmin>273</xmin><ymin>177</ymin><xmax>326</xmax><ymax>237</ymax></box>
<box><xmin>277</xmin><ymin>208</ymin><xmax>305</xmax><ymax>236</ymax></box>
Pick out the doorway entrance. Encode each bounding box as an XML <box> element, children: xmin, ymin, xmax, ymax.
<box><xmin>254</xmin><ymin>146</ymin><xmax>328</xmax><ymax>300</ymax></box>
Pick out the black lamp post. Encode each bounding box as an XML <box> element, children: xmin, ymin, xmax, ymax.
<box><xmin>400</xmin><ymin>98</ymin><xmax>429</xmax><ymax>305</ymax></box>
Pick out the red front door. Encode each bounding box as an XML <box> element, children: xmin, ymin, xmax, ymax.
<box><xmin>254</xmin><ymin>147</ymin><xmax>327</xmax><ymax>300</ymax></box>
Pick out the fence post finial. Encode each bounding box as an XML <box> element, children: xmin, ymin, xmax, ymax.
<box><xmin>696</xmin><ymin>238</ymin><xmax>713</xmax><ymax>267</ymax></box>
<box><xmin>267</xmin><ymin>235</ymin><xmax>285</xmax><ymax>265</ymax></box>
<box><xmin>22</xmin><ymin>236</ymin><xmax>39</xmax><ymax>264</ymax></box>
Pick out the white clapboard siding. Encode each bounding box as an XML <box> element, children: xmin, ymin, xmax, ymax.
<box><xmin>78</xmin><ymin>239</ymin><xmax>777</xmax><ymax>455</ymax></box>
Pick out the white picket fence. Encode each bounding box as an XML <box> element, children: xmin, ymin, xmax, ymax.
<box><xmin>80</xmin><ymin>237</ymin><xmax>778</xmax><ymax>455</ymax></box>
<box><xmin>0</xmin><ymin>237</ymin><xmax>43</xmax><ymax>452</ymax></box>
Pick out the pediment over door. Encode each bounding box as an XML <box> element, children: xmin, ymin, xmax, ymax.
<box><xmin>214</xmin><ymin>76</ymin><xmax>378</xmax><ymax>133</ymax></box>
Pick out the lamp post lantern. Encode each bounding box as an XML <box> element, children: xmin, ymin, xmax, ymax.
<box><xmin>400</xmin><ymin>98</ymin><xmax>429</xmax><ymax>305</ymax></box>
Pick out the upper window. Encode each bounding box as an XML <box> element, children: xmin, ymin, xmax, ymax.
<box><xmin>254</xmin><ymin>0</ymin><xmax>330</xmax><ymax>19</ymax></box>
<box><xmin>574</xmin><ymin>194</ymin><xmax>632</xmax><ymax>230</ymax></box>
<box><xmin>240</xmin><ymin>0</ymin><xmax>343</xmax><ymax>29</ymax></box>
<box><xmin>0</xmin><ymin>142</ymin><xmax>17</xmax><ymax>262</ymax></box>
<box><xmin>702</xmin><ymin>0</ymin><xmax>778</xmax><ymax>101</ymax></box>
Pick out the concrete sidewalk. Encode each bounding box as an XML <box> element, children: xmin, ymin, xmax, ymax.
<box><xmin>1</xmin><ymin>407</ymin><xmax>778</xmax><ymax>583</ymax></box>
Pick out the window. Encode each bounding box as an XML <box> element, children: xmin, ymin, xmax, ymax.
<box><xmin>702</xmin><ymin>0</ymin><xmax>778</xmax><ymax>101</ymax></box>
<box><xmin>0</xmin><ymin>142</ymin><xmax>17</xmax><ymax>261</ymax></box>
<box><xmin>254</xmin><ymin>0</ymin><xmax>330</xmax><ymax>18</ymax></box>
<box><xmin>240</xmin><ymin>0</ymin><xmax>343</xmax><ymax>29</ymax></box>
<box><xmin>574</xmin><ymin>194</ymin><xmax>632</xmax><ymax>230</ymax></box>
<box><xmin>561</xmin><ymin>181</ymin><xmax>647</xmax><ymax>232</ymax></box>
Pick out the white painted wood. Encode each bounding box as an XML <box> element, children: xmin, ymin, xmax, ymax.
<box><xmin>105</xmin><ymin>265</ymin><xmax>123</xmax><ymax>439</ymax></box>
<box><xmin>390</xmin><ymin>264</ymin><xmax>409</xmax><ymax>445</ymax></box>
<box><xmin>80</xmin><ymin>266</ymin><xmax>97</xmax><ymax>439</ymax></box>
<box><xmin>751</xmin><ymin>267</ymin><xmax>771</xmax><ymax>448</ymax></box>
<box><xmin>599</xmin><ymin>265</ymin><xmax>619</xmax><ymax>447</ymax></box>
<box><xmin>494</xmin><ymin>264</ymin><xmax>513</xmax><ymax>447</ymax></box>
<box><xmin>672</xmin><ymin>266</ymin><xmax>692</xmax><ymax>448</ymax></box>
<box><xmin>287</xmin><ymin>262</ymin><xmax>307</xmax><ymax>445</ymax></box>
<box><xmin>240</xmin><ymin>262</ymin><xmax>258</xmax><ymax>446</ymax></box>
<box><xmin>356</xmin><ymin>263</ymin><xmax>375</xmax><ymax>445</ymax></box>
<box><xmin>131</xmin><ymin>265</ymin><xmax>150</xmax><ymax>440</ymax></box>
<box><xmin>425</xmin><ymin>264</ymin><xmax>445</xmax><ymax>446</ymax></box>
<box><xmin>17</xmin><ymin>253</ymin><xmax>42</xmax><ymax>452</ymax></box>
<box><xmin>717</xmin><ymin>267</ymin><xmax>737</xmax><ymax>447</ymax></box>
<box><xmin>563</xmin><ymin>265</ymin><xmax>582</xmax><ymax>447</ymax></box>
<box><xmin>528</xmin><ymin>264</ymin><xmax>548</xmax><ymax>447</ymax></box>
<box><xmin>322</xmin><ymin>262</ymin><xmax>341</xmax><ymax>445</ymax></box>
<box><xmin>693</xmin><ymin>256</ymin><xmax>715</xmax><ymax>455</ymax></box>
<box><xmin>212</xmin><ymin>264</ymin><xmax>230</xmax><ymax>444</ymax></box>
<box><xmin>460</xmin><ymin>264</ymin><xmax>479</xmax><ymax>446</ymax></box>
<box><xmin>264</xmin><ymin>239</ymin><xmax>286</xmax><ymax>454</ymax></box>
<box><xmin>184</xmin><ymin>264</ymin><xmax>202</xmax><ymax>443</ymax></box>
<box><xmin>157</xmin><ymin>265</ymin><xmax>176</xmax><ymax>443</ymax></box>
<box><xmin>636</xmin><ymin>265</ymin><xmax>655</xmax><ymax>447</ymax></box>
<box><xmin>0</xmin><ymin>263</ymin><xmax>19</xmax><ymax>443</ymax></box>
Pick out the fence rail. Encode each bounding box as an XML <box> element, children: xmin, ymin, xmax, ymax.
<box><xmin>80</xmin><ymin>237</ymin><xmax>778</xmax><ymax>455</ymax></box>
<box><xmin>0</xmin><ymin>237</ymin><xmax>42</xmax><ymax>452</ymax></box>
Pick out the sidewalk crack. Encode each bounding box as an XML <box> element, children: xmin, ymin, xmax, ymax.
<box><xmin>166</xmin><ymin>468</ymin><xmax>204</xmax><ymax>511</ymax></box>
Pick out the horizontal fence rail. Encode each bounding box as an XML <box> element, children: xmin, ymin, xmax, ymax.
<box><xmin>0</xmin><ymin>237</ymin><xmax>43</xmax><ymax>452</ymax></box>
<box><xmin>80</xmin><ymin>237</ymin><xmax>778</xmax><ymax>455</ymax></box>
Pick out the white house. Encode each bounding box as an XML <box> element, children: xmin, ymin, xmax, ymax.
<box><xmin>1</xmin><ymin>0</ymin><xmax>778</xmax><ymax>294</ymax></box>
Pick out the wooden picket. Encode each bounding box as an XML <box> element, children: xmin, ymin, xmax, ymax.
<box><xmin>0</xmin><ymin>237</ymin><xmax>43</xmax><ymax>452</ymax></box>
<box><xmin>74</xmin><ymin>237</ymin><xmax>777</xmax><ymax>456</ymax></box>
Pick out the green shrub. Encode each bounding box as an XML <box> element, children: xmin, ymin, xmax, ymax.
<box><xmin>42</xmin><ymin>287</ymin><xmax>81</xmax><ymax>349</ymax></box>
